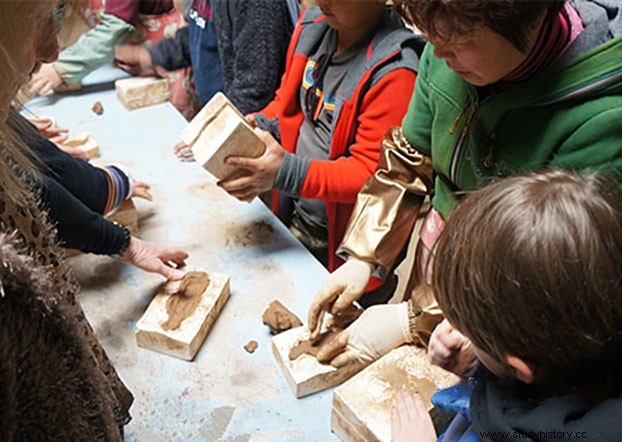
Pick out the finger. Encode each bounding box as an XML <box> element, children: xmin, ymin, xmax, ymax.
<box><xmin>316</xmin><ymin>331</ymin><xmax>349</xmax><ymax>363</ymax></box>
<box><xmin>39</xmin><ymin>81</ymin><xmax>54</xmax><ymax>95</ymax></box>
<box><xmin>330</xmin><ymin>287</ymin><xmax>364</xmax><ymax>316</ymax></box>
<box><xmin>135</xmin><ymin>189</ymin><xmax>154</xmax><ymax>201</ymax></box>
<box><xmin>160</xmin><ymin>249</ymin><xmax>189</xmax><ymax>262</ymax></box>
<box><xmin>180</xmin><ymin>154</ymin><xmax>196</xmax><ymax>163</ymax></box>
<box><xmin>218</xmin><ymin>176</ymin><xmax>254</xmax><ymax>193</ymax></box>
<box><xmin>225</xmin><ymin>155</ymin><xmax>260</xmax><ymax>171</ymax></box>
<box><xmin>309</xmin><ymin>310</ymin><xmax>325</xmax><ymax>342</ymax></box>
<box><xmin>50</xmin><ymin>134</ymin><xmax>68</xmax><ymax>144</ymax></box>
<box><xmin>157</xmin><ymin>263</ymin><xmax>185</xmax><ymax>281</ymax></box>
<box><xmin>411</xmin><ymin>393</ymin><xmax>427</xmax><ymax>420</ymax></box>
<box><xmin>329</xmin><ymin>350</ymin><xmax>360</xmax><ymax>368</ymax></box>
<box><xmin>308</xmin><ymin>296</ymin><xmax>328</xmax><ymax>339</ymax></box>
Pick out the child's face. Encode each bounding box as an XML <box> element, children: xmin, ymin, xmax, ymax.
<box><xmin>316</xmin><ymin>0</ymin><xmax>384</xmax><ymax>34</ymax></box>
<box><xmin>426</xmin><ymin>25</ymin><xmax>534</xmax><ymax>86</ymax></box>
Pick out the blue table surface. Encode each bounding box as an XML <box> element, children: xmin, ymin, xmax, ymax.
<box><xmin>23</xmin><ymin>67</ymin><xmax>339</xmax><ymax>442</ymax></box>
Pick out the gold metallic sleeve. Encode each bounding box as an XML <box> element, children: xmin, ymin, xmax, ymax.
<box><xmin>338</xmin><ymin>127</ymin><xmax>433</xmax><ymax>277</ymax></box>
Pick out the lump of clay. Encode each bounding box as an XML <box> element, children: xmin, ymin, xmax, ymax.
<box><xmin>161</xmin><ymin>271</ymin><xmax>210</xmax><ymax>331</ymax></box>
<box><xmin>92</xmin><ymin>101</ymin><xmax>104</xmax><ymax>115</ymax></box>
<box><xmin>262</xmin><ymin>300</ymin><xmax>302</xmax><ymax>335</ymax></box>
<box><xmin>244</xmin><ymin>340</ymin><xmax>258</xmax><ymax>354</ymax></box>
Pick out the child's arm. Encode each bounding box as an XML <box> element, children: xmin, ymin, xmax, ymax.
<box><xmin>30</xmin><ymin>13</ymin><xmax>135</xmax><ymax>94</ymax></box>
<box><xmin>392</xmin><ymin>389</ymin><xmax>437</xmax><ymax>442</ymax></box>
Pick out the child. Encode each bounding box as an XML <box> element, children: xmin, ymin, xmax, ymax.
<box><xmin>392</xmin><ymin>169</ymin><xmax>622</xmax><ymax>441</ymax></box>
<box><xmin>218</xmin><ymin>0</ymin><xmax>421</xmax><ymax>284</ymax></box>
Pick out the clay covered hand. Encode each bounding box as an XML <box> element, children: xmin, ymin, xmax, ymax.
<box><xmin>217</xmin><ymin>128</ymin><xmax>285</xmax><ymax>203</ymax></box>
<box><xmin>428</xmin><ymin>319</ymin><xmax>477</xmax><ymax>376</ymax></box>
<box><xmin>121</xmin><ymin>236</ymin><xmax>188</xmax><ymax>280</ymax></box>
<box><xmin>307</xmin><ymin>257</ymin><xmax>373</xmax><ymax>340</ymax></box>
<box><xmin>114</xmin><ymin>45</ymin><xmax>155</xmax><ymax>75</ymax></box>
<box><xmin>29</xmin><ymin>63</ymin><xmax>63</xmax><ymax>95</ymax></box>
<box><xmin>391</xmin><ymin>389</ymin><xmax>437</xmax><ymax>442</ymax></box>
<box><xmin>316</xmin><ymin>302</ymin><xmax>412</xmax><ymax>368</ymax></box>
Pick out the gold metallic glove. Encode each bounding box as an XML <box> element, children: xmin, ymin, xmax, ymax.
<box><xmin>338</xmin><ymin>127</ymin><xmax>433</xmax><ymax>277</ymax></box>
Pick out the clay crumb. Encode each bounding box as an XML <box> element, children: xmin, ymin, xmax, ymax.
<box><xmin>92</xmin><ymin>101</ymin><xmax>104</xmax><ymax>115</ymax></box>
<box><xmin>244</xmin><ymin>340</ymin><xmax>258</xmax><ymax>354</ymax></box>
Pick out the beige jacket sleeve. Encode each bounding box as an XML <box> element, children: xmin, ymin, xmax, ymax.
<box><xmin>338</xmin><ymin>127</ymin><xmax>433</xmax><ymax>277</ymax></box>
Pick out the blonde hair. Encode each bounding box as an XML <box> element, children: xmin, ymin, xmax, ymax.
<box><xmin>0</xmin><ymin>1</ymin><xmax>58</xmax><ymax>201</ymax></box>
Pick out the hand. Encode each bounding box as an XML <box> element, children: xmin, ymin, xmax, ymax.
<box><xmin>428</xmin><ymin>319</ymin><xmax>477</xmax><ymax>376</ymax></box>
<box><xmin>29</xmin><ymin>63</ymin><xmax>63</xmax><ymax>95</ymax></box>
<box><xmin>307</xmin><ymin>258</ymin><xmax>373</xmax><ymax>340</ymax></box>
<box><xmin>28</xmin><ymin>117</ymin><xmax>69</xmax><ymax>144</ymax></box>
<box><xmin>131</xmin><ymin>180</ymin><xmax>153</xmax><ymax>201</ymax></box>
<box><xmin>217</xmin><ymin>128</ymin><xmax>284</xmax><ymax>202</ymax></box>
<box><xmin>391</xmin><ymin>389</ymin><xmax>437</xmax><ymax>442</ymax></box>
<box><xmin>174</xmin><ymin>141</ymin><xmax>195</xmax><ymax>162</ymax></box>
<box><xmin>114</xmin><ymin>45</ymin><xmax>155</xmax><ymax>75</ymax></box>
<box><xmin>121</xmin><ymin>236</ymin><xmax>188</xmax><ymax>280</ymax></box>
<box><xmin>245</xmin><ymin>113</ymin><xmax>256</xmax><ymax>127</ymax></box>
<box><xmin>316</xmin><ymin>303</ymin><xmax>411</xmax><ymax>368</ymax></box>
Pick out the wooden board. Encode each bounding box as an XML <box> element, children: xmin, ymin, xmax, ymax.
<box><xmin>181</xmin><ymin>92</ymin><xmax>265</xmax><ymax>181</ymax></box>
<box><xmin>63</xmin><ymin>131</ymin><xmax>100</xmax><ymax>159</ymax></box>
<box><xmin>115</xmin><ymin>76</ymin><xmax>170</xmax><ymax>110</ymax></box>
<box><xmin>331</xmin><ymin>345</ymin><xmax>459</xmax><ymax>442</ymax></box>
<box><xmin>272</xmin><ymin>326</ymin><xmax>363</xmax><ymax>398</ymax></box>
<box><xmin>106</xmin><ymin>199</ymin><xmax>139</xmax><ymax>237</ymax></box>
<box><xmin>136</xmin><ymin>270</ymin><xmax>230</xmax><ymax>361</ymax></box>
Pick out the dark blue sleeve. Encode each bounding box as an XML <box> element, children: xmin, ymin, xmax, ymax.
<box><xmin>148</xmin><ymin>26</ymin><xmax>192</xmax><ymax>71</ymax></box>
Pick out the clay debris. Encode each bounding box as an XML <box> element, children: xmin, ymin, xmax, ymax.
<box><xmin>244</xmin><ymin>340</ymin><xmax>258</xmax><ymax>354</ymax></box>
<box><xmin>288</xmin><ymin>329</ymin><xmax>339</xmax><ymax>361</ymax></box>
<box><xmin>92</xmin><ymin>101</ymin><xmax>104</xmax><ymax>115</ymax></box>
<box><xmin>262</xmin><ymin>300</ymin><xmax>302</xmax><ymax>335</ymax></box>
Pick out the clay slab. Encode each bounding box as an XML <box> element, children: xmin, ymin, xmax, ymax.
<box><xmin>331</xmin><ymin>345</ymin><xmax>459</xmax><ymax>442</ymax></box>
<box><xmin>136</xmin><ymin>271</ymin><xmax>230</xmax><ymax>361</ymax></box>
<box><xmin>272</xmin><ymin>326</ymin><xmax>362</xmax><ymax>398</ymax></box>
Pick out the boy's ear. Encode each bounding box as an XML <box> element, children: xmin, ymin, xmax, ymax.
<box><xmin>505</xmin><ymin>355</ymin><xmax>535</xmax><ymax>384</ymax></box>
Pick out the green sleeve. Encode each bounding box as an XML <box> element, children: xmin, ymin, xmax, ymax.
<box><xmin>53</xmin><ymin>13</ymin><xmax>135</xmax><ymax>85</ymax></box>
<box><xmin>401</xmin><ymin>43</ymin><xmax>434</xmax><ymax>156</ymax></box>
<box><xmin>550</xmin><ymin>106</ymin><xmax>622</xmax><ymax>182</ymax></box>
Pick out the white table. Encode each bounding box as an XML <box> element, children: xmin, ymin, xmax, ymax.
<box><xmin>24</xmin><ymin>73</ymin><xmax>338</xmax><ymax>442</ymax></box>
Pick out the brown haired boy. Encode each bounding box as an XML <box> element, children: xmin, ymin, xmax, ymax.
<box><xmin>392</xmin><ymin>169</ymin><xmax>622</xmax><ymax>441</ymax></box>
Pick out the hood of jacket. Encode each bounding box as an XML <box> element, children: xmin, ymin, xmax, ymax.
<box><xmin>471</xmin><ymin>376</ymin><xmax>622</xmax><ymax>441</ymax></box>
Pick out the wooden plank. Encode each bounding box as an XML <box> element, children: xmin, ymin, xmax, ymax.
<box><xmin>272</xmin><ymin>326</ymin><xmax>362</xmax><ymax>398</ymax></box>
<box><xmin>106</xmin><ymin>199</ymin><xmax>139</xmax><ymax>237</ymax></box>
<box><xmin>181</xmin><ymin>92</ymin><xmax>265</xmax><ymax>181</ymax></box>
<box><xmin>115</xmin><ymin>76</ymin><xmax>169</xmax><ymax>110</ymax></box>
<box><xmin>136</xmin><ymin>270</ymin><xmax>230</xmax><ymax>361</ymax></box>
<box><xmin>63</xmin><ymin>131</ymin><xmax>100</xmax><ymax>159</ymax></box>
<box><xmin>331</xmin><ymin>346</ymin><xmax>459</xmax><ymax>442</ymax></box>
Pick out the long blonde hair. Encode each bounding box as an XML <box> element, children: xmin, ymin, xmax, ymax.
<box><xmin>0</xmin><ymin>1</ymin><xmax>58</xmax><ymax>201</ymax></box>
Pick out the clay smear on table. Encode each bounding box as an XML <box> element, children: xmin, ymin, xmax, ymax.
<box><xmin>262</xmin><ymin>300</ymin><xmax>303</xmax><ymax>335</ymax></box>
<box><xmin>161</xmin><ymin>271</ymin><xmax>210</xmax><ymax>331</ymax></box>
<box><xmin>225</xmin><ymin>221</ymin><xmax>274</xmax><ymax>247</ymax></box>
<box><xmin>288</xmin><ymin>329</ymin><xmax>341</xmax><ymax>361</ymax></box>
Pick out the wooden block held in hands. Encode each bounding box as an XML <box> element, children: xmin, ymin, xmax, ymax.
<box><xmin>115</xmin><ymin>76</ymin><xmax>170</xmax><ymax>110</ymax></box>
<box><xmin>272</xmin><ymin>326</ymin><xmax>362</xmax><ymax>398</ymax></box>
<box><xmin>181</xmin><ymin>92</ymin><xmax>266</xmax><ymax>181</ymax></box>
<box><xmin>331</xmin><ymin>346</ymin><xmax>459</xmax><ymax>442</ymax></box>
<box><xmin>63</xmin><ymin>132</ymin><xmax>100</xmax><ymax>159</ymax></box>
<box><xmin>136</xmin><ymin>270</ymin><xmax>231</xmax><ymax>361</ymax></box>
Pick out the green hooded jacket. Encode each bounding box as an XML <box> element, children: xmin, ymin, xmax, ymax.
<box><xmin>403</xmin><ymin>0</ymin><xmax>622</xmax><ymax>219</ymax></box>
